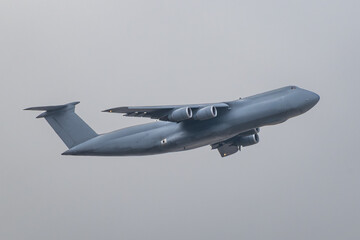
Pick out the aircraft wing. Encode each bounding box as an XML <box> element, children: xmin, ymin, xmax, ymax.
<box><xmin>103</xmin><ymin>102</ymin><xmax>230</xmax><ymax>121</ymax></box>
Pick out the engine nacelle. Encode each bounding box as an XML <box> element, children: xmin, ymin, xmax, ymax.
<box><xmin>238</xmin><ymin>128</ymin><xmax>260</xmax><ymax>136</ymax></box>
<box><xmin>237</xmin><ymin>133</ymin><xmax>259</xmax><ymax>147</ymax></box>
<box><xmin>168</xmin><ymin>107</ymin><xmax>193</xmax><ymax>122</ymax></box>
<box><xmin>193</xmin><ymin>106</ymin><xmax>217</xmax><ymax>120</ymax></box>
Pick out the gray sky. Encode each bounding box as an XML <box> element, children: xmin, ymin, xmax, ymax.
<box><xmin>1</xmin><ymin>0</ymin><xmax>359</xmax><ymax>239</ymax></box>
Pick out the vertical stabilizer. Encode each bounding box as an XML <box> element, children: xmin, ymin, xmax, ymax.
<box><xmin>25</xmin><ymin>102</ymin><xmax>98</xmax><ymax>148</ymax></box>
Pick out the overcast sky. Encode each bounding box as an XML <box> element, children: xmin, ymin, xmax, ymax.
<box><xmin>1</xmin><ymin>0</ymin><xmax>359</xmax><ymax>239</ymax></box>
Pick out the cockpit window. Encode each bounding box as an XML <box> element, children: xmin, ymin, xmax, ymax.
<box><xmin>290</xmin><ymin>86</ymin><xmax>296</xmax><ymax>90</ymax></box>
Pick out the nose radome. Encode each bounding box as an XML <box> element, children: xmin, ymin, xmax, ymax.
<box><xmin>314</xmin><ymin>92</ymin><xmax>320</xmax><ymax>103</ymax></box>
<box><xmin>308</xmin><ymin>90</ymin><xmax>320</xmax><ymax>105</ymax></box>
<box><xmin>300</xmin><ymin>89</ymin><xmax>320</xmax><ymax>113</ymax></box>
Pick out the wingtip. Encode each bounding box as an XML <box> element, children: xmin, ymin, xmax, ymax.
<box><xmin>23</xmin><ymin>107</ymin><xmax>38</xmax><ymax>111</ymax></box>
<box><xmin>102</xmin><ymin>109</ymin><xmax>113</xmax><ymax>113</ymax></box>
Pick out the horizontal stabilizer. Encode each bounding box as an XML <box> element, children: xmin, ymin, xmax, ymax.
<box><xmin>24</xmin><ymin>102</ymin><xmax>80</xmax><ymax>118</ymax></box>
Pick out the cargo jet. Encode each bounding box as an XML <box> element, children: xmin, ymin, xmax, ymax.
<box><xmin>25</xmin><ymin>86</ymin><xmax>319</xmax><ymax>157</ymax></box>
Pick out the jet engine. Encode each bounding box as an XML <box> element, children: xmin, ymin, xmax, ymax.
<box><xmin>168</xmin><ymin>107</ymin><xmax>193</xmax><ymax>122</ymax></box>
<box><xmin>236</xmin><ymin>133</ymin><xmax>259</xmax><ymax>147</ymax></box>
<box><xmin>238</xmin><ymin>128</ymin><xmax>260</xmax><ymax>136</ymax></box>
<box><xmin>193</xmin><ymin>106</ymin><xmax>217</xmax><ymax>120</ymax></box>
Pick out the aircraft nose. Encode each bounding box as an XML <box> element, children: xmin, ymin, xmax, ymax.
<box><xmin>306</xmin><ymin>90</ymin><xmax>320</xmax><ymax>105</ymax></box>
<box><xmin>301</xmin><ymin>89</ymin><xmax>320</xmax><ymax>113</ymax></box>
<box><xmin>313</xmin><ymin>92</ymin><xmax>320</xmax><ymax>104</ymax></box>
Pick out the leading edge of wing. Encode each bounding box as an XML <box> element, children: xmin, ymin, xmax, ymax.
<box><xmin>102</xmin><ymin>102</ymin><xmax>230</xmax><ymax>114</ymax></box>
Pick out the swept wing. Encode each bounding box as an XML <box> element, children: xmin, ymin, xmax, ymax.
<box><xmin>103</xmin><ymin>102</ymin><xmax>230</xmax><ymax>121</ymax></box>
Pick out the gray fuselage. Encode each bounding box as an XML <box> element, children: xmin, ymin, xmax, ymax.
<box><xmin>62</xmin><ymin>86</ymin><xmax>319</xmax><ymax>156</ymax></box>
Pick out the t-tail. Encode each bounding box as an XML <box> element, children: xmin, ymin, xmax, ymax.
<box><xmin>24</xmin><ymin>102</ymin><xmax>98</xmax><ymax>149</ymax></box>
